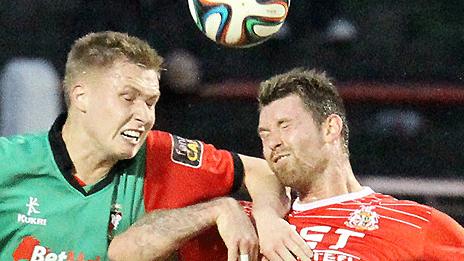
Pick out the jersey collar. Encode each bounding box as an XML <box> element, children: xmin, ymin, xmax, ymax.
<box><xmin>292</xmin><ymin>187</ymin><xmax>375</xmax><ymax>211</ymax></box>
<box><xmin>48</xmin><ymin>113</ymin><xmax>129</xmax><ymax>196</ymax></box>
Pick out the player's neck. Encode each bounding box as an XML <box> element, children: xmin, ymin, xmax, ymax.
<box><xmin>297</xmin><ymin>160</ymin><xmax>362</xmax><ymax>204</ymax></box>
<box><xmin>62</xmin><ymin>118</ymin><xmax>117</xmax><ymax>185</ymax></box>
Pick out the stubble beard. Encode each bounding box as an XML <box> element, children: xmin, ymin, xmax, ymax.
<box><xmin>272</xmin><ymin>157</ymin><xmax>305</xmax><ymax>189</ymax></box>
<box><xmin>273</xmin><ymin>156</ymin><xmax>327</xmax><ymax>193</ymax></box>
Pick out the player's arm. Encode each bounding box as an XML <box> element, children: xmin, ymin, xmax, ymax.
<box><xmin>423</xmin><ymin>208</ymin><xmax>464</xmax><ymax>258</ymax></box>
<box><xmin>107</xmin><ymin>197</ymin><xmax>258</xmax><ymax>261</ymax></box>
<box><xmin>239</xmin><ymin>154</ymin><xmax>313</xmax><ymax>261</ymax></box>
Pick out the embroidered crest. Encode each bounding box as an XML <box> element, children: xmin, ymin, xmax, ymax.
<box><xmin>344</xmin><ymin>205</ymin><xmax>379</xmax><ymax>231</ymax></box>
<box><xmin>108</xmin><ymin>203</ymin><xmax>123</xmax><ymax>240</ymax></box>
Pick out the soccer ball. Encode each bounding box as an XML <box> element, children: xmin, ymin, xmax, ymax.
<box><xmin>188</xmin><ymin>0</ymin><xmax>290</xmax><ymax>48</ymax></box>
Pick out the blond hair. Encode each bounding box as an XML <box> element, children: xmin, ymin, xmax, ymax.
<box><xmin>63</xmin><ymin>31</ymin><xmax>163</xmax><ymax>106</ymax></box>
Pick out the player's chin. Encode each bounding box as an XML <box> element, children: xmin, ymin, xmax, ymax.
<box><xmin>272</xmin><ymin>161</ymin><xmax>289</xmax><ymax>174</ymax></box>
<box><xmin>275</xmin><ymin>168</ymin><xmax>296</xmax><ymax>184</ymax></box>
<box><xmin>116</xmin><ymin>146</ymin><xmax>141</xmax><ymax>160</ymax></box>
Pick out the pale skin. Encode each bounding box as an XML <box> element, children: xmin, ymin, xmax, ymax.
<box><xmin>258</xmin><ymin>91</ymin><xmax>464</xmax><ymax>259</ymax></box>
<box><xmin>258</xmin><ymin>94</ymin><xmax>363</xmax><ymax>205</ymax></box>
<box><xmin>109</xmin><ymin>197</ymin><xmax>259</xmax><ymax>261</ymax></box>
<box><xmin>63</xmin><ymin>61</ymin><xmax>160</xmax><ymax>184</ymax></box>
<box><xmin>63</xmin><ymin>60</ymin><xmax>312</xmax><ymax>261</ymax></box>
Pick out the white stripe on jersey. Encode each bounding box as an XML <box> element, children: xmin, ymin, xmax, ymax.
<box><xmin>377</xmin><ymin>205</ymin><xmax>430</xmax><ymax>222</ymax></box>
<box><xmin>291</xmin><ymin>187</ymin><xmax>435</xmax><ymax>230</ymax></box>
<box><xmin>327</xmin><ymin>206</ymin><xmax>430</xmax><ymax>223</ymax></box>
<box><xmin>379</xmin><ymin>202</ymin><xmax>429</xmax><ymax>207</ymax></box>
<box><xmin>290</xmin><ymin>215</ymin><xmax>350</xmax><ymax>219</ymax></box>
<box><xmin>327</xmin><ymin>207</ymin><xmax>359</xmax><ymax>211</ymax></box>
<box><xmin>379</xmin><ymin>214</ymin><xmax>423</xmax><ymax>229</ymax></box>
<box><xmin>338</xmin><ymin>202</ymin><xmax>364</xmax><ymax>205</ymax></box>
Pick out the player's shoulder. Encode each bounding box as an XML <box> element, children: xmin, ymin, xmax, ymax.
<box><xmin>145</xmin><ymin>130</ymin><xmax>206</xmax><ymax>166</ymax></box>
<box><xmin>365</xmin><ymin>193</ymin><xmax>434</xmax><ymax>220</ymax></box>
<box><xmin>0</xmin><ymin>132</ymin><xmax>50</xmax><ymax>172</ymax></box>
<box><xmin>0</xmin><ymin>132</ymin><xmax>49</xmax><ymax>157</ymax></box>
<box><xmin>146</xmin><ymin>130</ymin><xmax>205</xmax><ymax>152</ymax></box>
<box><xmin>365</xmin><ymin>192</ymin><xmax>432</xmax><ymax>210</ymax></box>
<box><xmin>146</xmin><ymin>130</ymin><xmax>196</xmax><ymax>144</ymax></box>
<box><xmin>147</xmin><ymin>129</ymin><xmax>170</xmax><ymax>140</ymax></box>
<box><xmin>145</xmin><ymin>130</ymin><xmax>172</xmax><ymax>148</ymax></box>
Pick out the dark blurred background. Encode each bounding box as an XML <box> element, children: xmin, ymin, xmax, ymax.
<box><xmin>1</xmin><ymin>0</ymin><xmax>463</xmax><ymax>223</ymax></box>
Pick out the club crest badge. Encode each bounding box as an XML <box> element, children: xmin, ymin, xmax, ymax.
<box><xmin>108</xmin><ymin>203</ymin><xmax>123</xmax><ymax>240</ymax></box>
<box><xmin>344</xmin><ymin>205</ymin><xmax>379</xmax><ymax>231</ymax></box>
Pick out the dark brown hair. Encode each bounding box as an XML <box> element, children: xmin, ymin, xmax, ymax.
<box><xmin>259</xmin><ymin>68</ymin><xmax>349</xmax><ymax>153</ymax></box>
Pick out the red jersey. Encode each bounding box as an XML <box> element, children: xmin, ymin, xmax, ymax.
<box><xmin>289</xmin><ymin>187</ymin><xmax>464</xmax><ymax>261</ymax></box>
<box><xmin>177</xmin><ymin>201</ymin><xmax>254</xmax><ymax>261</ymax></box>
<box><xmin>0</xmin><ymin>115</ymin><xmax>244</xmax><ymax>260</ymax></box>
<box><xmin>180</xmin><ymin>188</ymin><xmax>464</xmax><ymax>261</ymax></box>
<box><xmin>142</xmin><ymin>131</ymin><xmax>244</xmax><ymax>260</ymax></box>
<box><xmin>143</xmin><ymin>130</ymin><xmax>243</xmax><ymax>209</ymax></box>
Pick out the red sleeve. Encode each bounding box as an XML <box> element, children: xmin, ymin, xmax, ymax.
<box><xmin>178</xmin><ymin>201</ymin><xmax>254</xmax><ymax>261</ymax></box>
<box><xmin>423</xmin><ymin>208</ymin><xmax>464</xmax><ymax>259</ymax></box>
<box><xmin>143</xmin><ymin>131</ymin><xmax>244</xmax><ymax>210</ymax></box>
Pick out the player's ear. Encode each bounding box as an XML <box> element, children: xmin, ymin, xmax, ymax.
<box><xmin>69</xmin><ymin>83</ymin><xmax>88</xmax><ymax>112</ymax></box>
<box><xmin>322</xmin><ymin>114</ymin><xmax>343</xmax><ymax>143</ymax></box>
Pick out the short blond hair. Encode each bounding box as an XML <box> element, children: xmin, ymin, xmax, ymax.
<box><xmin>63</xmin><ymin>31</ymin><xmax>163</xmax><ymax>106</ymax></box>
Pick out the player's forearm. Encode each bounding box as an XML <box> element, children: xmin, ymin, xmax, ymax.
<box><xmin>108</xmin><ymin>197</ymin><xmax>234</xmax><ymax>261</ymax></box>
<box><xmin>239</xmin><ymin>154</ymin><xmax>289</xmax><ymax>218</ymax></box>
<box><xmin>250</xmin><ymin>177</ymin><xmax>289</xmax><ymax>221</ymax></box>
<box><xmin>239</xmin><ymin>155</ymin><xmax>314</xmax><ymax>260</ymax></box>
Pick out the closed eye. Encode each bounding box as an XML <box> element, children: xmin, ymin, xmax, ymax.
<box><xmin>146</xmin><ymin>99</ymin><xmax>155</xmax><ymax>107</ymax></box>
<box><xmin>121</xmin><ymin>90</ymin><xmax>137</xmax><ymax>102</ymax></box>
<box><xmin>145</xmin><ymin>95</ymin><xmax>159</xmax><ymax>108</ymax></box>
<box><xmin>258</xmin><ymin>128</ymin><xmax>269</xmax><ymax>140</ymax></box>
<box><xmin>122</xmin><ymin>95</ymin><xmax>134</xmax><ymax>102</ymax></box>
<box><xmin>278</xmin><ymin>120</ymin><xmax>290</xmax><ymax>129</ymax></box>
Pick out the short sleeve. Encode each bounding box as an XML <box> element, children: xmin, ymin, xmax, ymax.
<box><xmin>143</xmin><ymin>131</ymin><xmax>245</xmax><ymax>210</ymax></box>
